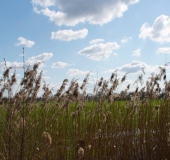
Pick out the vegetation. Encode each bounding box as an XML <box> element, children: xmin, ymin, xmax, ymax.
<box><xmin>0</xmin><ymin>62</ymin><xmax>170</xmax><ymax>160</ymax></box>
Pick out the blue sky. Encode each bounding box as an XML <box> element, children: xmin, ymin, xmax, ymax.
<box><xmin>1</xmin><ymin>0</ymin><xmax>170</xmax><ymax>94</ymax></box>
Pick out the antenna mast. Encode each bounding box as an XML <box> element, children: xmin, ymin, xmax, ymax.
<box><xmin>97</xmin><ymin>67</ymin><xmax>98</xmax><ymax>81</ymax></box>
<box><xmin>23</xmin><ymin>47</ymin><xmax>25</xmax><ymax>74</ymax></box>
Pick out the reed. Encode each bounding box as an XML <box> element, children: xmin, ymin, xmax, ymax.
<box><xmin>0</xmin><ymin>63</ymin><xmax>170</xmax><ymax>159</ymax></box>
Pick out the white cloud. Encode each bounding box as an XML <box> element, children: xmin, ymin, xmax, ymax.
<box><xmin>52</xmin><ymin>62</ymin><xmax>67</xmax><ymax>68</ymax></box>
<box><xmin>51</xmin><ymin>28</ymin><xmax>88</xmax><ymax>41</ymax></box>
<box><xmin>27</xmin><ymin>53</ymin><xmax>53</xmax><ymax>64</ymax></box>
<box><xmin>15</xmin><ymin>37</ymin><xmax>35</xmax><ymax>48</ymax></box>
<box><xmin>78</xmin><ymin>42</ymin><xmax>120</xmax><ymax>61</ymax></box>
<box><xmin>104</xmin><ymin>61</ymin><xmax>162</xmax><ymax>74</ymax></box>
<box><xmin>0</xmin><ymin>61</ymin><xmax>23</xmax><ymax>70</ymax></box>
<box><xmin>33</xmin><ymin>6</ymin><xmax>41</xmax><ymax>14</ymax></box>
<box><xmin>40</xmin><ymin>7</ymin><xmax>84</xmax><ymax>26</ymax></box>
<box><xmin>67</xmin><ymin>68</ymin><xmax>94</xmax><ymax>77</ymax></box>
<box><xmin>156</xmin><ymin>47</ymin><xmax>170</xmax><ymax>54</ymax></box>
<box><xmin>31</xmin><ymin>0</ymin><xmax>56</xmax><ymax>7</ymax></box>
<box><xmin>119</xmin><ymin>61</ymin><xmax>148</xmax><ymax>73</ymax></box>
<box><xmin>32</xmin><ymin>0</ymin><xmax>139</xmax><ymax>26</ymax></box>
<box><xmin>132</xmin><ymin>49</ymin><xmax>141</xmax><ymax>57</ymax></box>
<box><xmin>121</xmin><ymin>36</ymin><xmax>132</xmax><ymax>43</ymax></box>
<box><xmin>51</xmin><ymin>62</ymin><xmax>75</xmax><ymax>68</ymax></box>
<box><xmin>89</xmin><ymin>39</ymin><xmax>104</xmax><ymax>44</ymax></box>
<box><xmin>120</xmin><ymin>61</ymin><xmax>164</xmax><ymax>74</ymax></box>
<box><xmin>139</xmin><ymin>15</ymin><xmax>170</xmax><ymax>43</ymax></box>
<box><xmin>0</xmin><ymin>53</ymin><xmax>53</xmax><ymax>70</ymax></box>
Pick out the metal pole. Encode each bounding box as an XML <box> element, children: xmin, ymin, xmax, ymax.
<box><xmin>23</xmin><ymin>47</ymin><xmax>25</xmax><ymax>74</ymax></box>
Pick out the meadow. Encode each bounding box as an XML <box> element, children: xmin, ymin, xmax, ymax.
<box><xmin>0</xmin><ymin>63</ymin><xmax>170</xmax><ymax>160</ymax></box>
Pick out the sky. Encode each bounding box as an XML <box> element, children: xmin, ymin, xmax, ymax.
<box><xmin>0</xmin><ymin>0</ymin><xmax>170</xmax><ymax>95</ymax></box>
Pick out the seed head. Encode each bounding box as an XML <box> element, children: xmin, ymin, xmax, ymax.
<box><xmin>103</xmin><ymin>114</ymin><xmax>106</xmax><ymax>123</ymax></box>
<box><xmin>42</xmin><ymin>132</ymin><xmax>52</xmax><ymax>148</ymax></box>
<box><xmin>77</xmin><ymin>147</ymin><xmax>84</xmax><ymax>159</ymax></box>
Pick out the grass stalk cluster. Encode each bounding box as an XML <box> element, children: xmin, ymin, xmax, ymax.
<box><xmin>0</xmin><ymin>64</ymin><xmax>170</xmax><ymax>159</ymax></box>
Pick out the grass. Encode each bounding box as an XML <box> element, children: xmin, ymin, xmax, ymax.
<box><xmin>0</xmin><ymin>63</ymin><xmax>170</xmax><ymax>159</ymax></box>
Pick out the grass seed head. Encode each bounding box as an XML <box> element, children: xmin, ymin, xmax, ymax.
<box><xmin>77</xmin><ymin>147</ymin><xmax>84</xmax><ymax>159</ymax></box>
<box><xmin>88</xmin><ymin>145</ymin><xmax>91</xmax><ymax>150</ymax></box>
<box><xmin>41</xmin><ymin>132</ymin><xmax>52</xmax><ymax>148</ymax></box>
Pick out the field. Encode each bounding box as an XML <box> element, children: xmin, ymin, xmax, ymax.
<box><xmin>0</xmin><ymin>63</ymin><xmax>170</xmax><ymax>160</ymax></box>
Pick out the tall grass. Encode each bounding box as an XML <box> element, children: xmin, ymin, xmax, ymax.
<box><xmin>0</xmin><ymin>63</ymin><xmax>170</xmax><ymax>159</ymax></box>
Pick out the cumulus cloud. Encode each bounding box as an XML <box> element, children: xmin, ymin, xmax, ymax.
<box><xmin>118</xmin><ymin>61</ymin><xmax>148</xmax><ymax>73</ymax></box>
<box><xmin>51</xmin><ymin>28</ymin><xmax>88</xmax><ymax>41</ymax></box>
<box><xmin>121</xmin><ymin>36</ymin><xmax>132</xmax><ymax>43</ymax></box>
<box><xmin>132</xmin><ymin>49</ymin><xmax>141</xmax><ymax>57</ymax></box>
<box><xmin>78</xmin><ymin>42</ymin><xmax>120</xmax><ymax>61</ymax></box>
<box><xmin>156</xmin><ymin>47</ymin><xmax>170</xmax><ymax>54</ymax></box>
<box><xmin>139</xmin><ymin>15</ymin><xmax>170</xmax><ymax>43</ymax></box>
<box><xmin>89</xmin><ymin>39</ymin><xmax>104</xmax><ymax>44</ymax></box>
<box><xmin>67</xmin><ymin>68</ymin><xmax>95</xmax><ymax>77</ymax></box>
<box><xmin>32</xmin><ymin>0</ymin><xmax>139</xmax><ymax>26</ymax></box>
<box><xmin>27</xmin><ymin>53</ymin><xmax>53</xmax><ymax>64</ymax></box>
<box><xmin>0</xmin><ymin>53</ymin><xmax>53</xmax><ymax>70</ymax></box>
<box><xmin>15</xmin><ymin>37</ymin><xmax>35</xmax><ymax>48</ymax></box>
<box><xmin>104</xmin><ymin>61</ymin><xmax>164</xmax><ymax>74</ymax></box>
<box><xmin>51</xmin><ymin>62</ymin><xmax>75</xmax><ymax>68</ymax></box>
<box><xmin>0</xmin><ymin>61</ymin><xmax>23</xmax><ymax>70</ymax></box>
